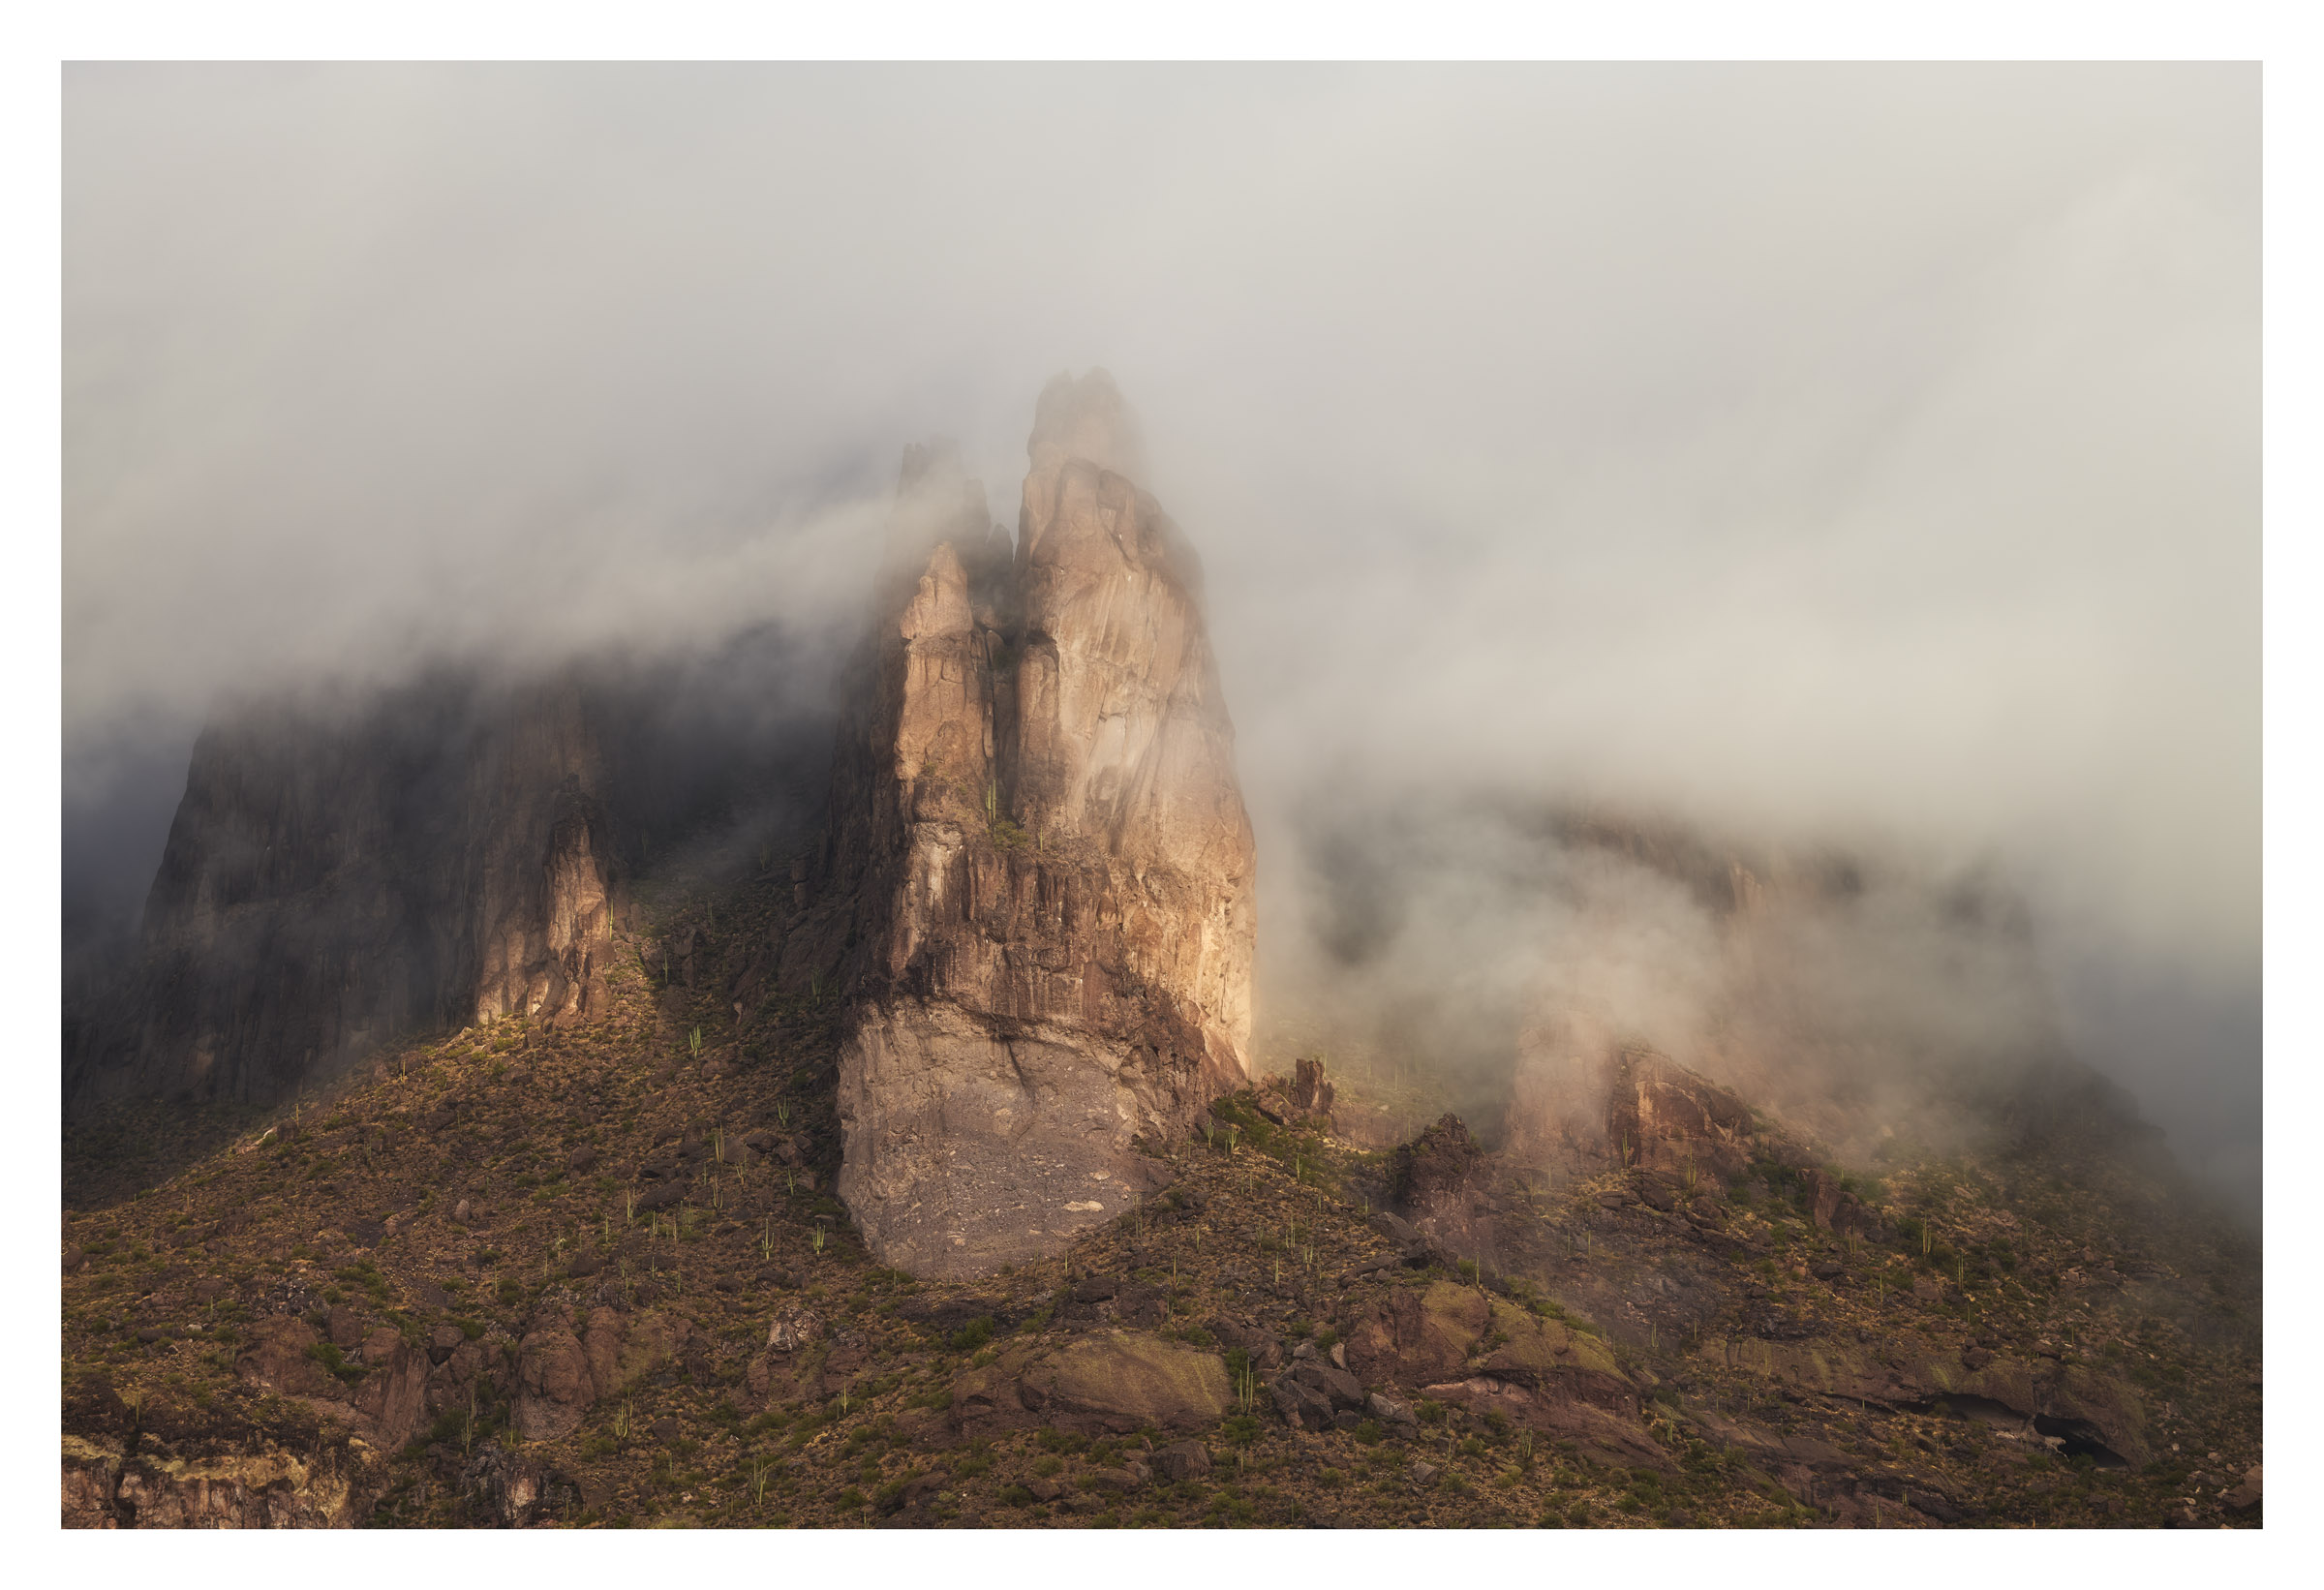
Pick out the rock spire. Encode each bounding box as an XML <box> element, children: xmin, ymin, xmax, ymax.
<box><xmin>814</xmin><ymin>371</ymin><xmax>1256</xmax><ymax>1278</ymax></box>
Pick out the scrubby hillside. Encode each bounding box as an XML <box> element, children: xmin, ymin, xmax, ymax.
<box><xmin>59</xmin><ymin>858</ymin><xmax>2260</xmax><ymax>1529</ymax></box>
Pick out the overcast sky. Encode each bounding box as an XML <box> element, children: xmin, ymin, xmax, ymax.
<box><xmin>62</xmin><ymin>64</ymin><xmax>2258</xmax><ymax>1208</ymax></box>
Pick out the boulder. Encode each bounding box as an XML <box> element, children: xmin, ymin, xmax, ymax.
<box><xmin>950</xmin><ymin>1330</ymin><xmax>1231</xmax><ymax>1436</ymax></box>
<box><xmin>1366</xmin><ymin>1391</ymin><xmax>1417</xmax><ymax>1426</ymax></box>
<box><xmin>1344</xmin><ymin>1281</ymin><xmax>1638</xmax><ymax>1452</ymax></box>
<box><xmin>1032</xmin><ymin>1330</ymin><xmax>1233</xmax><ymax>1434</ymax></box>
<box><xmin>1507</xmin><ymin>1040</ymin><xmax>1759</xmax><ymax>1184</ymax></box>
<box><xmin>1289</xmin><ymin>1056</ymin><xmax>1335</xmax><ymax>1118</ymax></box>
<box><xmin>632</xmin><ymin>1181</ymin><xmax>685</xmax><ymax>1213</ymax></box>
<box><xmin>1291</xmin><ymin>1361</ymin><xmax>1366</xmax><ymax>1411</ymax></box>
<box><xmin>1471</xmin><ymin>1298</ymin><xmax>1631</xmax><ymax>1412</ymax></box>
<box><xmin>512</xmin><ymin>1326</ymin><xmax>595</xmax><ymax>1441</ymax></box>
<box><xmin>1152</xmin><ymin>1439</ymin><xmax>1212</xmax><ymax>1483</ymax></box>
<box><xmin>2039</xmin><ymin>1365</ymin><xmax>2153</xmax><ymax>1469</ymax></box>
<box><xmin>1270</xmin><ymin>1375</ymin><xmax>1336</xmax><ymax>1430</ymax></box>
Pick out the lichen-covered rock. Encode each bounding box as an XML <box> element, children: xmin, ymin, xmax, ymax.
<box><xmin>1344</xmin><ymin>1279</ymin><xmax>1492</xmax><ymax>1390</ymax></box>
<box><xmin>948</xmin><ymin>1329</ymin><xmax>1232</xmax><ymax>1436</ymax></box>
<box><xmin>809</xmin><ymin>375</ymin><xmax>1256</xmax><ymax>1278</ymax></box>
<box><xmin>1346</xmin><ymin>1282</ymin><xmax>1636</xmax><ymax>1430</ymax></box>
<box><xmin>1419</xmin><ymin>1376</ymin><xmax>1674</xmax><ymax>1472</ymax></box>
<box><xmin>63</xmin><ymin>1432</ymin><xmax>373</xmax><ymax>1528</ymax></box>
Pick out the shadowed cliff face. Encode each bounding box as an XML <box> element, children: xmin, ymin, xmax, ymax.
<box><xmin>65</xmin><ymin>632</ymin><xmax>835</xmax><ymax>1117</ymax></box>
<box><xmin>810</xmin><ymin>372</ymin><xmax>1257</xmax><ymax>1279</ymax></box>
<box><xmin>66</xmin><ymin>675</ymin><xmax>619</xmax><ymax>1114</ymax></box>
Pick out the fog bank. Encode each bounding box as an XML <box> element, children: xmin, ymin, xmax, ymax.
<box><xmin>63</xmin><ymin>64</ymin><xmax>2257</xmax><ymax>1214</ymax></box>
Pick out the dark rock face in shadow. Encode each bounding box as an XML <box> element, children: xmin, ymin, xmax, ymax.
<box><xmin>67</xmin><ymin>673</ymin><xmax>618</xmax><ymax>1113</ymax></box>
<box><xmin>66</xmin><ymin>633</ymin><xmax>833</xmax><ymax>1116</ymax></box>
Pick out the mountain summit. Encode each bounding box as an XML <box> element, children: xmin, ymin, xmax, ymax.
<box><xmin>794</xmin><ymin>372</ymin><xmax>1256</xmax><ymax>1278</ymax></box>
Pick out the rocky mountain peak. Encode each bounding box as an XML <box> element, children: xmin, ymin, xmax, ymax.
<box><xmin>812</xmin><ymin>375</ymin><xmax>1256</xmax><ymax>1280</ymax></box>
<box><xmin>1024</xmin><ymin>366</ymin><xmax>1146</xmax><ymax>488</ymax></box>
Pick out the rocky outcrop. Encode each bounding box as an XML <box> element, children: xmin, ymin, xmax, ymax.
<box><xmin>512</xmin><ymin>1321</ymin><xmax>596</xmax><ymax>1441</ymax></box>
<box><xmin>63</xmin><ymin>1433</ymin><xmax>371</xmax><ymax>1528</ymax></box>
<box><xmin>1339</xmin><ymin>1280</ymin><xmax>1662</xmax><ymax>1470</ymax></box>
<box><xmin>809</xmin><ymin>373</ymin><xmax>1257</xmax><ymax>1278</ymax></box>
<box><xmin>1494</xmin><ymin>811</ymin><xmax>2162</xmax><ymax>1176</ymax></box>
<box><xmin>1249</xmin><ymin>1056</ymin><xmax>1336</xmax><ymax>1131</ymax></box>
<box><xmin>947</xmin><ymin>1329</ymin><xmax>1233</xmax><ymax>1436</ymax></box>
<box><xmin>1510</xmin><ymin>1041</ymin><xmax>1765</xmax><ymax>1183</ymax></box>
<box><xmin>232</xmin><ymin>1314</ymin><xmax>431</xmax><ymax>1452</ymax></box>
<box><xmin>70</xmin><ymin>674</ymin><xmax>620</xmax><ymax>1112</ymax></box>
<box><xmin>1344</xmin><ymin>1281</ymin><xmax>1630</xmax><ymax>1407</ymax></box>
<box><xmin>1389</xmin><ymin>1114</ymin><xmax>1484</xmax><ymax>1212</ymax></box>
<box><xmin>66</xmin><ymin>632</ymin><xmax>832</xmax><ymax>1116</ymax></box>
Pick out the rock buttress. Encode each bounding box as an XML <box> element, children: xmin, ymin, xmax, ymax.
<box><xmin>71</xmin><ymin>675</ymin><xmax>622</xmax><ymax>1113</ymax></box>
<box><xmin>817</xmin><ymin>374</ymin><xmax>1256</xmax><ymax>1278</ymax></box>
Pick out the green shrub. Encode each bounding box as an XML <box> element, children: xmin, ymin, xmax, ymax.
<box><xmin>303</xmin><ymin>1341</ymin><xmax>367</xmax><ymax>1386</ymax></box>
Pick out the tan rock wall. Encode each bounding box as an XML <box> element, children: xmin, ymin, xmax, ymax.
<box><xmin>816</xmin><ymin>376</ymin><xmax>1255</xmax><ymax>1278</ymax></box>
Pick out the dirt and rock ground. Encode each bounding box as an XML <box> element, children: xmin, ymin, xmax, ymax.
<box><xmin>59</xmin><ymin>866</ymin><xmax>2263</xmax><ymax>1530</ymax></box>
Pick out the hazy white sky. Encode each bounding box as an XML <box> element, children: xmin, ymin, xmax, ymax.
<box><xmin>62</xmin><ymin>63</ymin><xmax>2258</xmax><ymax>1199</ymax></box>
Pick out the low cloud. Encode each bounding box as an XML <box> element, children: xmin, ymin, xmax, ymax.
<box><xmin>63</xmin><ymin>64</ymin><xmax>2258</xmax><ymax>1212</ymax></box>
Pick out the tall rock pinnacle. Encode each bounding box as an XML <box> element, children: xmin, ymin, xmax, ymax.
<box><xmin>817</xmin><ymin>371</ymin><xmax>1256</xmax><ymax>1278</ymax></box>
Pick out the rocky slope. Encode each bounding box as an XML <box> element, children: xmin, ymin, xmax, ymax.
<box><xmin>58</xmin><ymin>377</ymin><xmax>2256</xmax><ymax>1532</ymax></box>
<box><xmin>59</xmin><ymin>849</ymin><xmax>2260</xmax><ymax>1530</ymax></box>
<box><xmin>780</xmin><ymin>373</ymin><xmax>1257</xmax><ymax>1279</ymax></box>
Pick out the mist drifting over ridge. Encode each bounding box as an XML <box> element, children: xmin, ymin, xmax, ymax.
<box><xmin>63</xmin><ymin>64</ymin><xmax>2257</xmax><ymax>1215</ymax></box>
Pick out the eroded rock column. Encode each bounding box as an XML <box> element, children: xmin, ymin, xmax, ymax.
<box><xmin>822</xmin><ymin>373</ymin><xmax>1256</xmax><ymax>1278</ymax></box>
